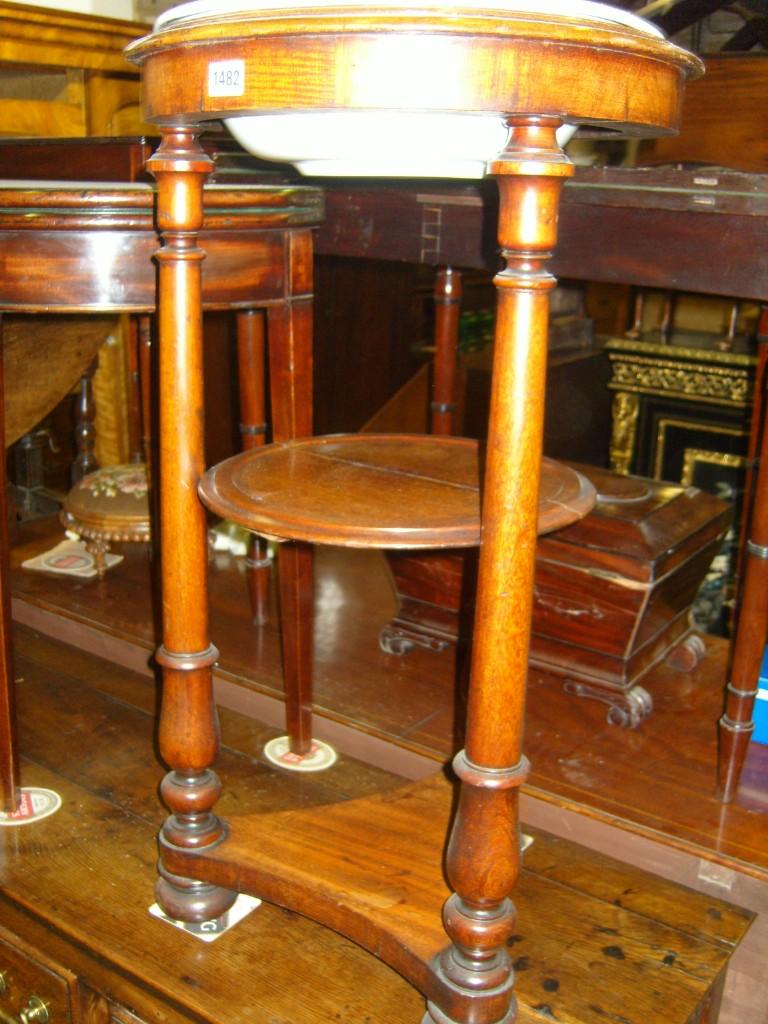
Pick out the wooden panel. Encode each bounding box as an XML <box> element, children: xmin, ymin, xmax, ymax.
<box><xmin>643</xmin><ymin>57</ymin><xmax>768</xmax><ymax>173</ymax></box>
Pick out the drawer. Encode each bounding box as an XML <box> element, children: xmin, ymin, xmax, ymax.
<box><xmin>0</xmin><ymin>927</ymin><xmax>75</xmax><ymax>1024</ymax></box>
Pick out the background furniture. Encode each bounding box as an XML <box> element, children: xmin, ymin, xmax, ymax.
<box><xmin>127</xmin><ymin>5</ymin><xmax>699</xmax><ymax>1023</ymax></box>
<box><xmin>0</xmin><ymin>177</ymin><xmax>322</xmax><ymax>809</ymax></box>
<box><xmin>0</xmin><ymin>1</ymin><xmax>149</xmax><ymax>138</ymax></box>
<box><xmin>316</xmin><ymin>165</ymin><xmax>768</xmax><ymax>799</ymax></box>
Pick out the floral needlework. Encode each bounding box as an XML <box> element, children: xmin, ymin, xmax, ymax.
<box><xmin>82</xmin><ymin>465</ymin><xmax>148</xmax><ymax>501</ymax></box>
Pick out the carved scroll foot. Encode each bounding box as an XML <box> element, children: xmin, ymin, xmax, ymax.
<box><xmin>665</xmin><ymin>632</ymin><xmax>707</xmax><ymax>672</ymax></box>
<box><xmin>563</xmin><ymin>679</ymin><xmax>653</xmax><ymax>727</ymax></box>
<box><xmin>379</xmin><ymin>624</ymin><xmax>450</xmax><ymax>655</ymax></box>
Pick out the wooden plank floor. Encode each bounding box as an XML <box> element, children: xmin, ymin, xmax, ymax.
<box><xmin>1</xmin><ymin>623</ymin><xmax>754</xmax><ymax>1024</ymax></box>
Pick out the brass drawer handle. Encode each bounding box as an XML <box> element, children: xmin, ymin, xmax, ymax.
<box><xmin>0</xmin><ymin>993</ymin><xmax>50</xmax><ymax>1024</ymax></box>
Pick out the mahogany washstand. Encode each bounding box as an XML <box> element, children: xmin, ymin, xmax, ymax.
<box><xmin>126</xmin><ymin>5</ymin><xmax>700</xmax><ymax>1023</ymax></box>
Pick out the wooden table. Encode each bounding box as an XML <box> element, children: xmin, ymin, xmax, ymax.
<box><xmin>126</xmin><ymin>5</ymin><xmax>700</xmax><ymax>1024</ymax></box>
<box><xmin>0</xmin><ymin>178</ymin><xmax>322</xmax><ymax>809</ymax></box>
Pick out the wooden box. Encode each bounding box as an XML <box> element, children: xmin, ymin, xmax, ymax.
<box><xmin>383</xmin><ymin>464</ymin><xmax>730</xmax><ymax>726</ymax></box>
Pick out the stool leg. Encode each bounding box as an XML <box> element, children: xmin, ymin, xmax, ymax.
<box><xmin>236</xmin><ymin>309</ymin><xmax>271</xmax><ymax>626</ymax></box>
<box><xmin>431</xmin><ymin>267</ymin><xmax>462</xmax><ymax>437</ymax></box>
<box><xmin>0</xmin><ymin>314</ymin><xmax>20</xmax><ymax>813</ymax></box>
<box><xmin>148</xmin><ymin>128</ymin><xmax>236</xmax><ymax>922</ymax></box>
<box><xmin>427</xmin><ymin>121</ymin><xmax>572</xmax><ymax>1024</ymax></box>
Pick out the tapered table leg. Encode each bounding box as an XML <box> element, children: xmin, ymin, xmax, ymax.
<box><xmin>265</xmin><ymin>277</ymin><xmax>323</xmax><ymax>762</ymax></box>
<box><xmin>236</xmin><ymin>308</ymin><xmax>271</xmax><ymax>626</ymax></box>
<box><xmin>148</xmin><ymin>128</ymin><xmax>236</xmax><ymax>921</ymax></box>
<box><xmin>428</xmin><ymin>121</ymin><xmax>573</xmax><ymax>1024</ymax></box>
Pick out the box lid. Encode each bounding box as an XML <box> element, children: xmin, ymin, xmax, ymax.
<box><xmin>537</xmin><ymin>464</ymin><xmax>731</xmax><ymax>583</ymax></box>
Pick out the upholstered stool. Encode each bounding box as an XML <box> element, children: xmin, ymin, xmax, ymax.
<box><xmin>127</xmin><ymin>4</ymin><xmax>700</xmax><ymax>1022</ymax></box>
<box><xmin>61</xmin><ymin>462</ymin><xmax>151</xmax><ymax>578</ymax></box>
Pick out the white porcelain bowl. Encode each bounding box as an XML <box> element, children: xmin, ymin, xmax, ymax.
<box><xmin>226</xmin><ymin>113</ymin><xmax>576</xmax><ymax>179</ymax></box>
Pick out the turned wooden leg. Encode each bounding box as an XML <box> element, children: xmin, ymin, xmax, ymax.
<box><xmin>427</xmin><ymin>121</ymin><xmax>572</xmax><ymax>1024</ymax></box>
<box><xmin>236</xmin><ymin>309</ymin><xmax>271</xmax><ymax>626</ymax></box>
<box><xmin>148</xmin><ymin>128</ymin><xmax>236</xmax><ymax>920</ymax></box>
<box><xmin>72</xmin><ymin>357</ymin><xmax>98</xmax><ymax>484</ymax></box>
<box><xmin>431</xmin><ymin>267</ymin><xmax>462</xmax><ymax>436</ymax></box>
<box><xmin>718</xmin><ymin>319</ymin><xmax>768</xmax><ymax>801</ymax></box>
<box><xmin>0</xmin><ymin>314</ymin><xmax>20</xmax><ymax>813</ymax></box>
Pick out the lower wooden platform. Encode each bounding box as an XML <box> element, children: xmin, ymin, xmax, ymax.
<box><xmin>0</xmin><ymin>625</ymin><xmax>754</xmax><ymax>1024</ymax></box>
<box><xmin>8</xmin><ymin>519</ymin><xmax>768</xmax><ymax>1022</ymax></box>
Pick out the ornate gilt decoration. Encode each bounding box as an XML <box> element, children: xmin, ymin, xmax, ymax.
<box><xmin>681</xmin><ymin>448</ymin><xmax>750</xmax><ymax>489</ymax></box>
<box><xmin>608</xmin><ymin>353</ymin><xmax>751</xmax><ymax>406</ymax></box>
<box><xmin>653</xmin><ymin>417</ymin><xmax>746</xmax><ymax>481</ymax></box>
<box><xmin>609</xmin><ymin>390</ymin><xmax>640</xmax><ymax>475</ymax></box>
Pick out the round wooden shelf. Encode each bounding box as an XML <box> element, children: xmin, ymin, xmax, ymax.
<box><xmin>199</xmin><ymin>433</ymin><xmax>596</xmax><ymax>548</ymax></box>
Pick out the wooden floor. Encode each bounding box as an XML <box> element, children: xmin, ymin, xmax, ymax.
<box><xmin>8</xmin><ymin>517</ymin><xmax>768</xmax><ymax>1022</ymax></box>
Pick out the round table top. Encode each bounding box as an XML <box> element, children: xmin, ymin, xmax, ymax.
<box><xmin>127</xmin><ymin>2</ymin><xmax>701</xmax><ymax>141</ymax></box>
<box><xmin>199</xmin><ymin>434</ymin><xmax>597</xmax><ymax>548</ymax></box>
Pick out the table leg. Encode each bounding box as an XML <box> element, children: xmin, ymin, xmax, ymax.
<box><xmin>148</xmin><ymin>128</ymin><xmax>236</xmax><ymax>921</ymax></box>
<box><xmin>0</xmin><ymin>313</ymin><xmax>19</xmax><ymax>813</ymax></box>
<box><xmin>267</xmin><ymin>269</ymin><xmax>316</xmax><ymax>758</ymax></box>
<box><xmin>236</xmin><ymin>308</ymin><xmax>271</xmax><ymax>626</ymax></box>
<box><xmin>431</xmin><ymin>267</ymin><xmax>462</xmax><ymax>437</ymax></box>
<box><xmin>718</xmin><ymin>325</ymin><xmax>768</xmax><ymax>800</ymax></box>
<box><xmin>428</xmin><ymin>121</ymin><xmax>572</xmax><ymax>1024</ymax></box>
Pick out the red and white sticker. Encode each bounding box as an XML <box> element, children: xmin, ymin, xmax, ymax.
<box><xmin>0</xmin><ymin>787</ymin><xmax>62</xmax><ymax>826</ymax></box>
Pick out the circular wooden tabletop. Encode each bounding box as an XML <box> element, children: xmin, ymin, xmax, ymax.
<box><xmin>199</xmin><ymin>434</ymin><xmax>596</xmax><ymax>548</ymax></box>
<box><xmin>128</xmin><ymin>3</ymin><xmax>702</xmax><ymax>138</ymax></box>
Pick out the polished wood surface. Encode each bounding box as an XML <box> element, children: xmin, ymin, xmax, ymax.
<box><xmin>0</xmin><ymin>623</ymin><xmax>754</xmax><ymax>1024</ymax></box>
<box><xmin>0</xmin><ymin>181</ymin><xmax>322</xmax><ymax>312</ymax></box>
<box><xmin>127</xmin><ymin>7</ymin><xmax>700</xmax><ymax>1021</ymax></box>
<box><xmin>129</xmin><ymin>10</ymin><xmax>698</xmax><ymax>132</ymax></box>
<box><xmin>315</xmin><ymin>167</ymin><xmax>768</xmax><ymax>302</ymax></box>
<box><xmin>200</xmin><ymin>435</ymin><xmax>595</xmax><ymax>548</ymax></box>
<box><xmin>643</xmin><ymin>56</ymin><xmax>768</xmax><ymax>173</ymax></box>
<box><xmin>0</xmin><ymin>1</ymin><xmax>148</xmax><ymax>137</ymax></box>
